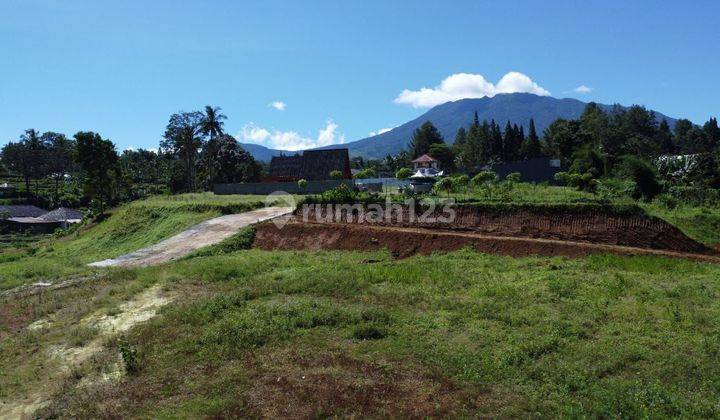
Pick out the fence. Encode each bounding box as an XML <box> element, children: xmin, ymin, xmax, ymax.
<box><xmin>214</xmin><ymin>180</ymin><xmax>354</xmax><ymax>195</ymax></box>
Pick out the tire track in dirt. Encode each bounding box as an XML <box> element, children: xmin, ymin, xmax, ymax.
<box><xmin>0</xmin><ymin>285</ymin><xmax>173</xmax><ymax>419</ymax></box>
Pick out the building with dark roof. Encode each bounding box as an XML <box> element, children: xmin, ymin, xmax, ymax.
<box><xmin>268</xmin><ymin>149</ymin><xmax>352</xmax><ymax>181</ymax></box>
<box><xmin>0</xmin><ymin>205</ymin><xmax>48</xmax><ymax>218</ymax></box>
<box><xmin>0</xmin><ymin>205</ymin><xmax>84</xmax><ymax>234</ymax></box>
<box><xmin>39</xmin><ymin>207</ymin><xmax>84</xmax><ymax>223</ymax></box>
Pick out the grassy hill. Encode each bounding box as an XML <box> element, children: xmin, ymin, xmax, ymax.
<box><xmin>0</xmin><ymin>193</ymin><xmax>268</xmax><ymax>290</ymax></box>
<box><xmin>3</xmin><ymin>187</ymin><xmax>720</xmax><ymax>417</ymax></box>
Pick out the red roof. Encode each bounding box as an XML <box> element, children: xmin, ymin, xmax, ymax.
<box><xmin>411</xmin><ymin>154</ymin><xmax>438</xmax><ymax>163</ymax></box>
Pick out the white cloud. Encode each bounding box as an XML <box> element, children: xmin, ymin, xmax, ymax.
<box><xmin>393</xmin><ymin>71</ymin><xmax>550</xmax><ymax>108</ymax></box>
<box><xmin>573</xmin><ymin>85</ymin><xmax>593</xmax><ymax>94</ymax></box>
<box><xmin>369</xmin><ymin>127</ymin><xmax>392</xmax><ymax>136</ymax></box>
<box><xmin>269</xmin><ymin>101</ymin><xmax>286</xmax><ymax>111</ymax></box>
<box><xmin>239</xmin><ymin>120</ymin><xmax>345</xmax><ymax>151</ymax></box>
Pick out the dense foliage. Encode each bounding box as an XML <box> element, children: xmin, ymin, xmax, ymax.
<box><xmin>0</xmin><ymin>106</ymin><xmax>261</xmax><ymax>213</ymax></box>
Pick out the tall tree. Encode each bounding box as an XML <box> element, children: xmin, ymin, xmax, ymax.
<box><xmin>161</xmin><ymin>111</ymin><xmax>204</xmax><ymax>191</ymax></box>
<box><xmin>655</xmin><ymin>119</ymin><xmax>675</xmax><ymax>155</ymax></box>
<box><xmin>488</xmin><ymin>120</ymin><xmax>503</xmax><ymax>161</ymax></box>
<box><xmin>428</xmin><ymin>143</ymin><xmax>456</xmax><ymax>173</ymax></box>
<box><xmin>197</xmin><ymin>134</ymin><xmax>261</xmax><ymax>189</ymax></box>
<box><xmin>199</xmin><ymin>105</ymin><xmax>227</xmax><ymax>140</ymax></box>
<box><xmin>520</xmin><ymin>118</ymin><xmax>542</xmax><ymax>158</ymax></box>
<box><xmin>74</xmin><ymin>132</ymin><xmax>121</xmax><ymax>214</ymax></box>
<box><xmin>0</xmin><ymin>129</ymin><xmax>47</xmax><ymax>193</ymax></box>
<box><xmin>42</xmin><ymin>132</ymin><xmax>76</xmax><ymax>202</ymax></box>
<box><xmin>409</xmin><ymin>121</ymin><xmax>444</xmax><ymax>158</ymax></box>
<box><xmin>703</xmin><ymin>117</ymin><xmax>720</xmax><ymax>151</ymax></box>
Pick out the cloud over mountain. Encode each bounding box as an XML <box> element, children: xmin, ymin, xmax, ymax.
<box><xmin>394</xmin><ymin>72</ymin><xmax>550</xmax><ymax>108</ymax></box>
<box><xmin>239</xmin><ymin>120</ymin><xmax>345</xmax><ymax>151</ymax></box>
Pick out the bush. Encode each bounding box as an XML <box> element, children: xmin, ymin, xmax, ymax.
<box><xmin>555</xmin><ymin>171</ymin><xmax>598</xmax><ymax>193</ymax></box>
<box><xmin>620</xmin><ymin>156</ymin><xmax>662</xmax><ymax>201</ymax></box>
<box><xmin>118</xmin><ymin>338</ymin><xmax>140</xmax><ymax>374</ymax></box>
<box><xmin>329</xmin><ymin>170</ymin><xmax>343</xmax><ymax>180</ymax></box>
<box><xmin>505</xmin><ymin>172</ymin><xmax>521</xmax><ymax>183</ymax></box>
<box><xmin>471</xmin><ymin>171</ymin><xmax>497</xmax><ymax>186</ymax></box>
<box><xmin>433</xmin><ymin>177</ymin><xmax>454</xmax><ymax>196</ymax></box>
<box><xmin>354</xmin><ymin>168</ymin><xmax>377</xmax><ymax>179</ymax></box>
<box><xmin>395</xmin><ymin>167</ymin><xmax>412</xmax><ymax>180</ymax></box>
<box><xmin>297</xmin><ymin>179</ymin><xmax>307</xmax><ymax>191</ymax></box>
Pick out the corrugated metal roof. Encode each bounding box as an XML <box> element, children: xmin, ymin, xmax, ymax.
<box><xmin>39</xmin><ymin>207</ymin><xmax>84</xmax><ymax>221</ymax></box>
<box><xmin>0</xmin><ymin>205</ymin><xmax>47</xmax><ymax>218</ymax></box>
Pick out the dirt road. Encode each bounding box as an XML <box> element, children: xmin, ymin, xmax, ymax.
<box><xmin>89</xmin><ymin>206</ymin><xmax>293</xmax><ymax>268</ymax></box>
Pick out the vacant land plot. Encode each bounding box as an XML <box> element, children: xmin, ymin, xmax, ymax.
<box><xmin>3</xmin><ymin>248</ymin><xmax>720</xmax><ymax>418</ymax></box>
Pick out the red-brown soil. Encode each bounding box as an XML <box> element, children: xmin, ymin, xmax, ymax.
<box><xmin>254</xmin><ymin>220</ymin><xmax>720</xmax><ymax>263</ymax></box>
<box><xmin>297</xmin><ymin>205</ymin><xmax>710</xmax><ymax>253</ymax></box>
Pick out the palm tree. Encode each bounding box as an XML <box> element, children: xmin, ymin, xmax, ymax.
<box><xmin>200</xmin><ymin>106</ymin><xmax>227</xmax><ymax>140</ymax></box>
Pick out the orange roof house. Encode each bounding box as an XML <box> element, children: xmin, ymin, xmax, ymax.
<box><xmin>411</xmin><ymin>154</ymin><xmax>439</xmax><ymax>170</ymax></box>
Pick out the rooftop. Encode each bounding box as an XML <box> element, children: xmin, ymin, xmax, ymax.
<box><xmin>411</xmin><ymin>154</ymin><xmax>438</xmax><ymax>163</ymax></box>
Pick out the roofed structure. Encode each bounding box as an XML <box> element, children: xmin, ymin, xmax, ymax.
<box><xmin>412</xmin><ymin>154</ymin><xmax>439</xmax><ymax>170</ymax></box>
<box><xmin>269</xmin><ymin>149</ymin><xmax>352</xmax><ymax>181</ymax></box>
<box><xmin>0</xmin><ymin>205</ymin><xmax>47</xmax><ymax>218</ymax></box>
<box><xmin>40</xmin><ymin>207</ymin><xmax>84</xmax><ymax>222</ymax></box>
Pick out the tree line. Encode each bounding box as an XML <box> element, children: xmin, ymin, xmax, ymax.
<box><xmin>1</xmin><ymin>106</ymin><xmax>261</xmax><ymax>213</ymax></box>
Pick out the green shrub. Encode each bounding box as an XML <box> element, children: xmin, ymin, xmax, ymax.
<box><xmin>505</xmin><ymin>172</ymin><xmax>521</xmax><ymax>183</ymax></box>
<box><xmin>395</xmin><ymin>167</ymin><xmax>412</xmax><ymax>180</ymax></box>
<box><xmin>118</xmin><ymin>338</ymin><xmax>140</xmax><ymax>374</ymax></box>
<box><xmin>297</xmin><ymin>179</ymin><xmax>308</xmax><ymax>192</ymax></box>
<box><xmin>471</xmin><ymin>171</ymin><xmax>497</xmax><ymax>186</ymax></box>
<box><xmin>329</xmin><ymin>170</ymin><xmax>343</xmax><ymax>180</ymax></box>
<box><xmin>620</xmin><ymin>156</ymin><xmax>662</xmax><ymax>201</ymax></box>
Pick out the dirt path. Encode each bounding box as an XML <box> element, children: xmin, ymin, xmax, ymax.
<box><xmin>89</xmin><ymin>206</ymin><xmax>293</xmax><ymax>268</ymax></box>
<box><xmin>254</xmin><ymin>221</ymin><xmax>720</xmax><ymax>263</ymax></box>
<box><xmin>0</xmin><ymin>284</ymin><xmax>173</xmax><ymax>420</ymax></box>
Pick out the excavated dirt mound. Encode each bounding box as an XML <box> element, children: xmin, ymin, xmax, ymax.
<box><xmin>254</xmin><ymin>221</ymin><xmax>720</xmax><ymax>262</ymax></box>
<box><xmin>297</xmin><ymin>204</ymin><xmax>710</xmax><ymax>253</ymax></box>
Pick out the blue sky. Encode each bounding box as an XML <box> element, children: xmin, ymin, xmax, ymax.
<box><xmin>1</xmin><ymin>0</ymin><xmax>718</xmax><ymax>151</ymax></box>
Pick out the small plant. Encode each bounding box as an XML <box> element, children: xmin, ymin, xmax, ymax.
<box><xmin>297</xmin><ymin>178</ymin><xmax>308</xmax><ymax>192</ymax></box>
<box><xmin>505</xmin><ymin>172</ymin><xmax>521</xmax><ymax>183</ymax></box>
<box><xmin>329</xmin><ymin>170</ymin><xmax>343</xmax><ymax>180</ymax></box>
<box><xmin>351</xmin><ymin>324</ymin><xmax>388</xmax><ymax>340</ymax></box>
<box><xmin>118</xmin><ymin>337</ymin><xmax>140</xmax><ymax>374</ymax></box>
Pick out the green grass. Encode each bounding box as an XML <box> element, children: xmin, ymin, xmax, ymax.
<box><xmin>10</xmin><ymin>248</ymin><xmax>720</xmax><ymax>418</ymax></box>
<box><xmin>645</xmin><ymin>204</ymin><xmax>720</xmax><ymax>246</ymax></box>
<box><xmin>0</xmin><ymin>193</ymin><xmax>271</xmax><ymax>290</ymax></box>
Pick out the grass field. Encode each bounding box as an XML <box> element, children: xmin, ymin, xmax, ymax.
<box><xmin>0</xmin><ymin>193</ymin><xmax>271</xmax><ymax>290</ymax></box>
<box><xmin>4</xmin><ymin>248</ymin><xmax>720</xmax><ymax>417</ymax></box>
<box><xmin>3</xmin><ymin>186</ymin><xmax>720</xmax><ymax>417</ymax></box>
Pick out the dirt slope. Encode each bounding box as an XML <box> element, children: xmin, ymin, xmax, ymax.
<box><xmin>254</xmin><ymin>221</ymin><xmax>720</xmax><ymax>263</ymax></box>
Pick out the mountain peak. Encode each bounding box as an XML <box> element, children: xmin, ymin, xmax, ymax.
<box><xmin>243</xmin><ymin>94</ymin><xmax>678</xmax><ymax>161</ymax></box>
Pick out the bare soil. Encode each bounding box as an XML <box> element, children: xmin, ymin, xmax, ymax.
<box><xmin>254</xmin><ymin>220</ymin><xmax>720</xmax><ymax>263</ymax></box>
<box><xmin>298</xmin><ymin>205</ymin><xmax>710</xmax><ymax>253</ymax></box>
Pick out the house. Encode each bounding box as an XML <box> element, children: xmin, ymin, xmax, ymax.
<box><xmin>0</xmin><ymin>205</ymin><xmax>48</xmax><ymax>219</ymax></box>
<box><xmin>488</xmin><ymin>157</ymin><xmax>562</xmax><ymax>183</ymax></box>
<box><xmin>268</xmin><ymin>149</ymin><xmax>352</xmax><ymax>181</ymax></box>
<box><xmin>412</xmin><ymin>154</ymin><xmax>439</xmax><ymax>170</ymax></box>
<box><xmin>39</xmin><ymin>208</ymin><xmax>84</xmax><ymax>228</ymax></box>
<box><xmin>0</xmin><ymin>205</ymin><xmax>83</xmax><ymax>234</ymax></box>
